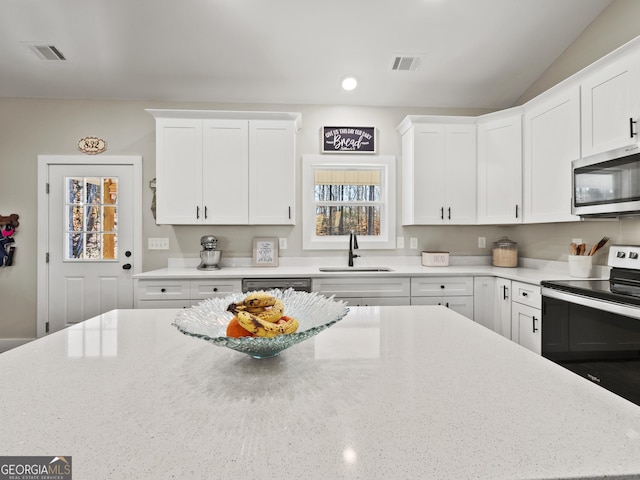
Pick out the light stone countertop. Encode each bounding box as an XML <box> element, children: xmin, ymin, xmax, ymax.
<box><xmin>1</xmin><ymin>306</ymin><xmax>639</xmax><ymax>479</ymax></box>
<box><xmin>134</xmin><ymin>256</ymin><xmax>609</xmax><ymax>285</ymax></box>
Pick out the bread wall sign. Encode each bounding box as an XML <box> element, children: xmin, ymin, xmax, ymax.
<box><xmin>322</xmin><ymin>126</ymin><xmax>375</xmax><ymax>153</ymax></box>
<box><xmin>78</xmin><ymin>136</ymin><xmax>107</xmax><ymax>155</ymax></box>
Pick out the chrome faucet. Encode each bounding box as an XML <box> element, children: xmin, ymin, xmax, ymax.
<box><xmin>348</xmin><ymin>231</ymin><xmax>359</xmax><ymax>267</ymax></box>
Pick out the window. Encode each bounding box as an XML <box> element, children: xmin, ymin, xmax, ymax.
<box><xmin>302</xmin><ymin>155</ymin><xmax>396</xmax><ymax>250</ymax></box>
<box><xmin>65</xmin><ymin>176</ymin><xmax>118</xmax><ymax>260</ymax></box>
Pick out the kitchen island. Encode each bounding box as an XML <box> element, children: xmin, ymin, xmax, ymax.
<box><xmin>2</xmin><ymin>306</ymin><xmax>640</xmax><ymax>479</ymax></box>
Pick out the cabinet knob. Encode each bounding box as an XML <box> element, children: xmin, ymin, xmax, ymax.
<box><xmin>440</xmin><ymin>285</ymin><xmax>445</xmax><ymax>289</ymax></box>
<box><xmin>522</xmin><ymin>292</ymin><xmax>528</xmax><ymax>297</ymax></box>
<box><xmin>161</xmin><ymin>288</ymin><xmax>166</xmax><ymax>293</ymax></box>
<box><xmin>212</xmin><ymin>287</ymin><xmax>218</xmax><ymax>292</ymax></box>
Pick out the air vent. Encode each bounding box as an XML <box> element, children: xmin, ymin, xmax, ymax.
<box><xmin>391</xmin><ymin>55</ymin><xmax>423</xmax><ymax>72</ymax></box>
<box><xmin>28</xmin><ymin>45</ymin><xmax>66</xmax><ymax>61</ymax></box>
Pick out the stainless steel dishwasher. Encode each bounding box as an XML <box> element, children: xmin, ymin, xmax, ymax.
<box><xmin>241</xmin><ymin>278</ymin><xmax>312</xmax><ymax>293</ymax></box>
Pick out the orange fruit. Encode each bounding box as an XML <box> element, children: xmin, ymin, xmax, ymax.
<box><xmin>226</xmin><ymin>317</ymin><xmax>254</xmax><ymax>338</ymax></box>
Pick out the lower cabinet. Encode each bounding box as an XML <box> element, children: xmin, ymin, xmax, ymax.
<box><xmin>136</xmin><ymin>279</ymin><xmax>242</xmax><ymax>308</ymax></box>
<box><xmin>510</xmin><ymin>281</ymin><xmax>542</xmax><ymax>354</ymax></box>
<box><xmin>410</xmin><ymin>277</ymin><xmax>474</xmax><ymax>319</ymax></box>
<box><xmin>313</xmin><ymin>277</ymin><xmax>411</xmax><ymax>307</ymax></box>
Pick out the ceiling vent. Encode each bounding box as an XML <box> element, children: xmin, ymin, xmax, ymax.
<box><xmin>391</xmin><ymin>55</ymin><xmax>423</xmax><ymax>72</ymax></box>
<box><xmin>28</xmin><ymin>44</ymin><xmax>66</xmax><ymax>61</ymax></box>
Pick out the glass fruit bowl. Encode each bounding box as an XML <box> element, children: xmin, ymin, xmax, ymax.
<box><xmin>172</xmin><ymin>289</ymin><xmax>349</xmax><ymax>358</ymax></box>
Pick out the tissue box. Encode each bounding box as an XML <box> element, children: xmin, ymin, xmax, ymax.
<box><xmin>422</xmin><ymin>251</ymin><xmax>450</xmax><ymax>267</ymax></box>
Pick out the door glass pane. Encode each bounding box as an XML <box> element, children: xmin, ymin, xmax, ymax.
<box><xmin>64</xmin><ymin>176</ymin><xmax>118</xmax><ymax>260</ymax></box>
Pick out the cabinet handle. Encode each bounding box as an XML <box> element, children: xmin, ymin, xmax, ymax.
<box><xmin>515</xmin><ymin>204</ymin><xmax>519</xmax><ymax>218</ymax></box>
<box><xmin>448</xmin><ymin>207</ymin><xmax>451</xmax><ymax>220</ymax></box>
<box><xmin>503</xmin><ymin>285</ymin><xmax>509</xmax><ymax>300</ymax></box>
<box><xmin>446</xmin><ymin>302</ymin><xmax>450</xmax><ymax>308</ymax></box>
<box><xmin>532</xmin><ymin>316</ymin><xmax>538</xmax><ymax>333</ymax></box>
<box><xmin>196</xmin><ymin>206</ymin><xmax>200</xmax><ymax>219</ymax></box>
<box><xmin>204</xmin><ymin>206</ymin><xmax>208</xmax><ymax>219</ymax></box>
<box><xmin>440</xmin><ymin>207</ymin><xmax>444</xmax><ymax>220</ymax></box>
<box><xmin>631</xmin><ymin>117</ymin><xmax>637</xmax><ymax>138</ymax></box>
<box><xmin>288</xmin><ymin>206</ymin><xmax>291</xmax><ymax>219</ymax></box>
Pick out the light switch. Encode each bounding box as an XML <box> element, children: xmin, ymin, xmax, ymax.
<box><xmin>478</xmin><ymin>237</ymin><xmax>486</xmax><ymax>248</ymax></box>
<box><xmin>148</xmin><ymin>238</ymin><xmax>169</xmax><ymax>250</ymax></box>
<box><xmin>397</xmin><ymin>237</ymin><xmax>405</xmax><ymax>249</ymax></box>
<box><xmin>279</xmin><ymin>238</ymin><xmax>288</xmax><ymax>250</ymax></box>
<box><xmin>410</xmin><ymin>237</ymin><xmax>418</xmax><ymax>249</ymax></box>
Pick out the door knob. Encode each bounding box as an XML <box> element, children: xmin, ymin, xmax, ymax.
<box><xmin>122</xmin><ymin>263</ymin><xmax>132</xmax><ymax>270</ymax></box>
<box><xmin>125</xmin><ymin>251</ymin><xmax>132</xmax><ymax>257</ymax></box>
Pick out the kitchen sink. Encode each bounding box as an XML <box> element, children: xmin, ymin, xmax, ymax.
<box><xmin>318</xmin><ymin>267</ymin><xmax>393</xmax><ymax>272</ymax></box>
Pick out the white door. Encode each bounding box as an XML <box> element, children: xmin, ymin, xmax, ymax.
<box><xmin>38</xmin><ymin>156</ymin><xmax>142</xmax><ymax>335</ymax></box>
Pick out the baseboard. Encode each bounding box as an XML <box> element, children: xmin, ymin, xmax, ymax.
<box><xmin>0</xmin><ymin>338</ymin><xmax>35</xmax><ymax>354</ymax></box>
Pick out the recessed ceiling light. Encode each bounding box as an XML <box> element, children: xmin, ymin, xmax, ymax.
<box><xmin>341</xmin><ymin>76</ymin><xmax>358</xmax><ymax>91</ymax></box>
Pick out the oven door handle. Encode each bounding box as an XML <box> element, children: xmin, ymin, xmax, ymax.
<box><xmin>541</xmin><ymin>287</ymin><xmax>640</xmax><ymax>320</ymax></box>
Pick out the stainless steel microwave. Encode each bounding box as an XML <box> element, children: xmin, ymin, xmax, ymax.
<box><xmin>572</xmin><ymin>144</ymin><xmax>640</xmax><ymax>217</ymax></box>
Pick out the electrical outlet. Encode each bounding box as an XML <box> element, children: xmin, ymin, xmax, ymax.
<box><xmin>279</xmin><ymin>238</ymin><xmax>288</xmax><ymax>250</ymax></box>
<box><xmin>397</xmin><ymin>237</ymin><xmax>405</xmax><ymax>249</ymax></box>
<box><xmin>410</xmin><ymin>237</ymin><xmax>418</xmax><ymax>249</ymax></box>
<box><xmin>478</xmin><ymin>237</ymin><xmax>486</xmax><ymax>248</ymax></box>
<box><xmin>148</xmin><ymin>238</ymin><xmax>169</xmax><ymax>250</ymax></box>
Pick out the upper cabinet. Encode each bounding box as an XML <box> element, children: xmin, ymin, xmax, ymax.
<box><xmin>523</xmin><ymin>86</ymin><xmax>581</xmax><ymax>223</ymax></box>
<box><xmin>148</xmin><ymin>110</ymin><xmax>301</xmax><ymax>225</ymax></box>
<box><xmin>398</xmin><ymin>116</ymin><xmax>476</xmax><ymax>225</ymax></box>
<box><xmin>476</xmin><ymin>108</ymin><xmax>523</xmax><ymax>225</ymax></box>
<box><xmin>580</xmin><ymin>47</ymin><xmax>640</xmax><ymax>157</ymax></box>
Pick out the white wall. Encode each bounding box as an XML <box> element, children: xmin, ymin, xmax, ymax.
<box><xmin>2</xmin><ymin>0</ymin><xmax>640</xmax><ymax>340</ymax></box>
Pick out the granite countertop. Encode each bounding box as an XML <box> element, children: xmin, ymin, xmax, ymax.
<box><xmin>1</xmin><ymin>306</ymin><xmax>639</xmax><ymax>479</ymax></box>
<box><xmin>134</xmin><ymin>256</ymin><xmax>609</xmax><ymax>285</ymax></box>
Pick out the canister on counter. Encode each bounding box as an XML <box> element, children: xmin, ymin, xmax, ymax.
<box><xmin>492</xmin><ymin>236</ymin><xmax>518</xmax><ymax>267</ymax></box>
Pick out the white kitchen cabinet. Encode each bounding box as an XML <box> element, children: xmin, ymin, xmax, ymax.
<box><xmin>477</xmin><ymin>108</ymin><xmax>523</xmax><ymax>224</ymax></box>
<box><xmin>190</xmin><ymin>279</ymin><xmax>243</xmax><ymax>304</ymax></box>
<box><xmin>398</xmin><ymin>117</ymin><xmax>476</xmax><ymax>225</ymax></box>
<box><xmin>494</xmin><ymin>277</ymin><xmax>512</xmax><ymax>339</ymax></box>
<box><xmin>313</xmin><ymin>277</ymin><xmax>411</xmax><ymax>307</ymax></box>
<box><xmin>580</xmin><ymin>48</ymin><xmax>640</xmax><ymax>157</ymax></box>
<box><xmin>523</xmin><ymin>86</ymin><xmax>581</xmax><ymax>223</ymax></box>
<box><xmin>411</xmin><ymin>295</ymin><xmax>474</xmax><ymax>319</ymax></box>
<box><xmin>153</xmin><ymin>117</ymin><xmax>248</xmax><ymax>224</ymax></box>
<box><xmin>511</xmin><ymin>302</ymin><xmax>541</xmax><ymax>355</ymax></box>
<box><xmin>249</xmin><ymin>120</ymin><xmax>296</xmax><ymax>224</ymax></box>
<box><xmin>510</xmin><ymin>281</ymin><xmax>541</xmax><ymax>354</ymax></box>
<box><xmin>135</xmin><ymin>279</ymin><xmax>191</xmax><ymax>309</ymax></box>
<box><xmin>410</xmin><ymin>277</ymin><xmax>474</xmax><ymax>319</ymax></box>
<box><xmin>473</xmin><ymin>276</ymin><xmax>495</xmax><ymax>331</ymax></box>
<box><xmin>135</xmin><ymin>278</ymin><xmax>242</xmax><ymax>308</ymax></box>
<box><xmin>148</xmin><ymin>109</ymin><xmax>300</xmax><ymax>225</ymax></box>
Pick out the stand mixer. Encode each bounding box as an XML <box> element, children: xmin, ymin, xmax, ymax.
<box><xmin>197</xmin><ymin>235</ymin><xmax>221</xmax><ymax>270</ymax></box>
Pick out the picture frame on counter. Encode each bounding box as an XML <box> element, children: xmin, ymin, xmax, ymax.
<box><xmin>321</xmin><ymin>126</ymin><xmax>376</xmax><ymax>153</ymax></box>
<box><xmin>252</xmin><ymin>237</ymin><xmax>279</xmax><ymax>267</ymax></box>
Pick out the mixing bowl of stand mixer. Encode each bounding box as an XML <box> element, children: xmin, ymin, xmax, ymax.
<box><xmin>198</xmin><ymin>235</ymin><xmax>222</xmax><ymax>270</ymax></box>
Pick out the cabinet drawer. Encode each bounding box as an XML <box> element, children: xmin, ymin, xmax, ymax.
<box><xmin>190</xmin><ymin>280</ymin><xmax>242</xmax><ymax>300</ymax></box>
<box><xmin>137</xmin><ymin>280</ymin><xmax>190</xmax><ymax>300</ymax></box>
<box><xmin>137</xmin><ymin>299</ymin><xmax>191</xmax><ymax>309</ymax></box>
<box><xmin>511</xmin><ymin>281</ymin><xmax>541</xmax><ymax>308</ymax></box>
<box><xmin>313</xmin><ymin>277</ymin><xmax>410</xmax><ymax>298</ymax></box>
<box><xmin>410</xmin><ymin>277</ymin><xmax>473</xmax><ymax>296</ymax></box>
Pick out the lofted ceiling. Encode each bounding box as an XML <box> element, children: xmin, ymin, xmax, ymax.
<box><xmin>0</xmin><ymin>0</ymin><xmax>612</xmax><ymax>109</ymax></box>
